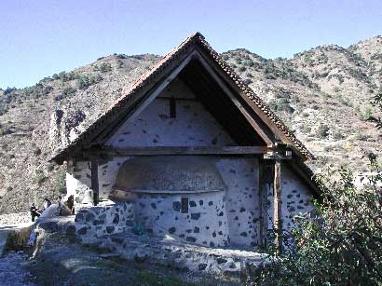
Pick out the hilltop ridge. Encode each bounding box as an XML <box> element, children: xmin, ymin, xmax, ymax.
<box><xmin>0</xmin><ymin>35</ymin><xmax>381</xmax><ymax>214</ymax></box>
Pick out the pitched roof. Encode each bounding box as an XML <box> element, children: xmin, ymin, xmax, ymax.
<box><xmin>51</xmin><ymin>32</ymin><xmax>314</xmax><ymax>163</ymax></box>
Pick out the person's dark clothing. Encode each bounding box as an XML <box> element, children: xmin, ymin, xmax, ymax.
<box><xmin>30</xmin><ymin>205</ymin><xmax>40</xmax><ymax>222</ymax></box>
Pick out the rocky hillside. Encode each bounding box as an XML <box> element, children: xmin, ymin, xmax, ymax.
<box><xmin>0</xmin><ymin>36</ymin><xmax>381</xmax><ymax>214</ymax></box>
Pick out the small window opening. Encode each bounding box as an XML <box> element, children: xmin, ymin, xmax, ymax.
<box><xmin>181</xmin><ymin>197</ymin><xmax>188</xmax><ymax>213</ymax></box>
<box><xmin>170</xmin><ymin>97</ymin><xmax>176</xmax><ymax>118</ymax></box>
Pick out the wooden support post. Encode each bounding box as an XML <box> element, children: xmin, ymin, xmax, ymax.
<box><xmin>91</xmin><ymin>160</ymin><xmax>99</xmax><ymax>206</ymax></box>
<box><xmin>273</xmin><ymin>160</ymin><xmax>282</xmax><ymax>255</ymax></box>
<box><xmin>258</xmin><ymin>160</ymin><xmax>265</xmax><ymax>249</ymax></box>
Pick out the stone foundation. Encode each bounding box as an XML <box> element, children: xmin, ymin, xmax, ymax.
<box><xmin>74</xmin><ymin>202</ymin><xmax>134</xmax><ymax>243</ymax></box>
<box><xmin>34</xmin><ymin>206</ymin><xmax>269</xmax><ymax>276</ymax></box>
<box><xmin>99</xmin><ymin>231</ymin><xmax>269</xmax><ymax>275</ymax></box>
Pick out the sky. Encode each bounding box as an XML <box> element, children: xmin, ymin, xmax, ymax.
<box><xmin>0</xmin><ymin>0</ymin><xmax>381</xmax><ymax>88</ymax></box>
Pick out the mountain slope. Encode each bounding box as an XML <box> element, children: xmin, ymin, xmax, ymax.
<box><xmin>0</xmin><ymin>36</ymin><xmax>381</xmax><ymax>214</ymax></box>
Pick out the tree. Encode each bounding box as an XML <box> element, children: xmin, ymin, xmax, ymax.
<box><xmin>369</xmin><ymin>88</ymin><xmax>382</xmax><ymax>129</ymax></box>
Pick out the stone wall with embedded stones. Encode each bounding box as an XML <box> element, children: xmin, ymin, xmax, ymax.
<box><xmin>74</xmin><ymin>202</ymin><xmax>134</xmax><ymax>243</ymax></box>
<box><xmin>280</xmin><ymin>165</ymin><xmax>314</xmax><ymax>231</ymax></box>
<box><xmin>69</xmin><ymin>155</ymin><xmax>263</xmax><ymax>248</ymax></box>
<box><xmin>35</xmin><ymin>215</ymin><xmax>270</xmax><ymax>276</ymax></box>
<box><xmin>263</xmin><ymin>163</ymin><xmax>314</xmax><ymax>241</ymax></box>
<box><xmin>216</xmin><ymin>158</ymin><xmax>261</xmax><ymax>248</ymax></box>
<box><xmin>66</xmin><ymin>157</ymin><xmax>132</xmax><ymax>204</ymax></box>
<box><xmin>101</xmin><ymin>230</ymin><xmax>269</xmax><ymax>276</ymax></box>
<box><xmin>105</xmin><ymin>79</ymin><xmax>236</xmax><ymax>148</ymax></box>
<box><xmin>98</xmin><ymin>157</ymin><xmax>130</xmax><ymax>201</ymax></box>
<box><xmin>122</xmin><ymin>190</ymin><xmax>229</xmax><ymax>247</ymax></box>
<box><xmin>63</xmin><ymin>79</ymin><xmax>315</xmax><ymax>250</ymax></box>
<box><xmin>66</xmin><ymin>161</ymin><xmax>93</xmax><ymax>206</ymax></box>
<box><xmin>65</xmin><ymin>156</ymin><xmax>315</xmax><ymax>249</ymax></box>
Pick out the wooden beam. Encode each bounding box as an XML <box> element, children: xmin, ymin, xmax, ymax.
<box><xmin>90</xmin><ymin>160</ymin><xmax>99</xmax><ymax>206</ymax></box>
<box><xmin>94</xmin><ymin>146</ymin><xmax>269</xmax><ymax>156</ymax></box>
<box><xmin>273</xmin><ymin>160</ymin><xmax>282</xmax><ymax>255</ymax></box>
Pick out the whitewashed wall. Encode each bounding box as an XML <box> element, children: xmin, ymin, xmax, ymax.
<box><xmin>217</xmin><ymin>158</ymin><xmax>261</xmax><ymax>248</ymax></box>
<box><xmin>264</xmin><ymin>163</ymin><xmax>314</xmax><ymax>244</ymax></box>
<box><xmin>281</xmin><ymin>165</ymin><xmax>314</xmax><ymax>231</ymax></box>
<box><xmin>66</xmin><ymin>161</ymin><xmax>93</xmax><ymax>206</ymax></box>
<box><xmin>65</xmin><ymin>78</ymin><xmax>315</xmax><ymax>250</ymax></box>
<box><xmin>132</xmin><ymin>191</ymin><xmax>229</xmax><ymax>247</ymax></box>
<box><xmin>106</xmin><ymin>79</ymin><xmax>235</xmax><ymax>148</ymax></box>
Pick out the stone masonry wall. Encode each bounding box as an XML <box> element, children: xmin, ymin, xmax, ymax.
<box><xmin>105</xmin><ymin>79</ymin><xmax>236</xmax><ymax>148</ymax></box>
<box><xmin>66</xmin><ymin>161</ymin><xmax>93</xmax><ymax>206</ymax></box>
<box><xmin>74</xmin><ymin>202</ymin><xmax>134</xmax><ymax>244</ymax></box>
<box><xmin>281</xmin><ymin>165</ymin><xmax>313</xmax><ymax>231</ymax></box>
<box><xmin>217</xmin><ymin>158</ymin><xmax>261</xmax><ymax>248</ymax></box>
<box><xmin>128</xmin><ymin>191</ymin><xmax>229</xmax><ymax>247</ymax></box>
<box><xmin>264</xmin><ymin>163</ymin><xmax>314</xmax><ymax>244</ymax></box>
<box><xmin>98</xmin><ymin>157</ymin><xmax>130</xmax><ymax>201</ymax></box>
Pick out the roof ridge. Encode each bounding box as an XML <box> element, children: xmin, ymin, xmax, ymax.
<box><xmin>51</xmin><ymin>32</ymin><xmax>314</xmax><ymax>162</ymax></box>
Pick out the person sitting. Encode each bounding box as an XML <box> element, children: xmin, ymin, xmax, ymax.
<box><xmin>59</xmin><ymin>195</ymin><xmax>75</xmax><ymax>216</ymax></box>
<box><xmin>42</xmin><ymin>198</ymin><xmax>52</xmax><ymax>211</ymax></box>
<box><xmin>39</xmin><ymin>196</ymin><xmax>61</xmax><ymax>219</ymax></box>
<box><xmin>30</xmin><ymin>203</ymin><xmax>41</xmax><ymax>222</ymax></box>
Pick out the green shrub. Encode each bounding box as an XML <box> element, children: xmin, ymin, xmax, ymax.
<box><xmin>333</xmin><ymin>130</ymin><xmax>345</xmax><ymax>140</ymax></box>
<box><xmin>300</xmin><ymin>124</ymin><xmax>311</xmax><ymax>133</ymax></box>
<box><xmin>235</xmin><ymin>57</ymin><xmax>242</xmax><ymax>65</ymax></box>
<box><xmin>77</xmin><ymin>74</ymin><xmax>103</xmax><ymax>90</ymax></box>
<box><xmin>62</xmin><ymin>86</ymin><xmax>76</xmax><ymax>96</ymax></box>
<box><xmin>33</xmin><ymin>169</ymin><xmax>47</xmax><ymax>186</ymax></box>
<box><xmin>252</xmin><ymin>162</ymin><xmax>382</xmax><ymax>285</ymax></box>
<box><xmin>58</xmin><ymin>71</ymin><xmax>78</xmax><ymax>82</ymax></box>
<box><xmin>360</xmin><ymin>107</ymin><xmax>373</xmax><ymax>121</ymax></box>
<box><xmin>3</xmin><ymin>87</ymin><xmax>16</xmax><ymax>95</ymax></box>
<box><xmin>99</xmin><ymin>63</ymin><xmax>112</xmax><ymax>72</ymax></box>
<box><xmin>243</xmin><ymin>59</ymin><xmax>255</xmax><ymax>67</ymax></box>
<box><xmin>52</xmin><ymin>73</ymin><xmax>60</xmax><ymax>80</ymax></box>
<box><xmin>268</xmin><ymin>98</ymin><xmax>295</xmax><ymax>114</ymax></box>
<box><xmin>317</xmin><ymin>124</ymin><xmax>330</xmax><ymax>138</ymax></box>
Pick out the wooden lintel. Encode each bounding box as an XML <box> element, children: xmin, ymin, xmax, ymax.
<box><xmin>92</xmin><ymin>146</ymin><xmax>269</xmax><ymax>156</ymax></box>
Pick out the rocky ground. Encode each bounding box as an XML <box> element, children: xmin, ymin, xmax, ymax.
<box><xmin>0</xmin><ymin>232</ymin><xmax>240</xmax><ymax>286</ymax></box>
<box><xmin>0</xmin><ymin>35</ymin><xmax>381</xmax><ymax>214</ymax></box>
<box><xmin>0</xmin><ymin>251</ymin><xmax>35</xmax><ymax>286</ymax></box>
<box><xmin>0</xmin><ymin>212</ymin><xmax>31</xmax><ymax>225</ymax></box>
